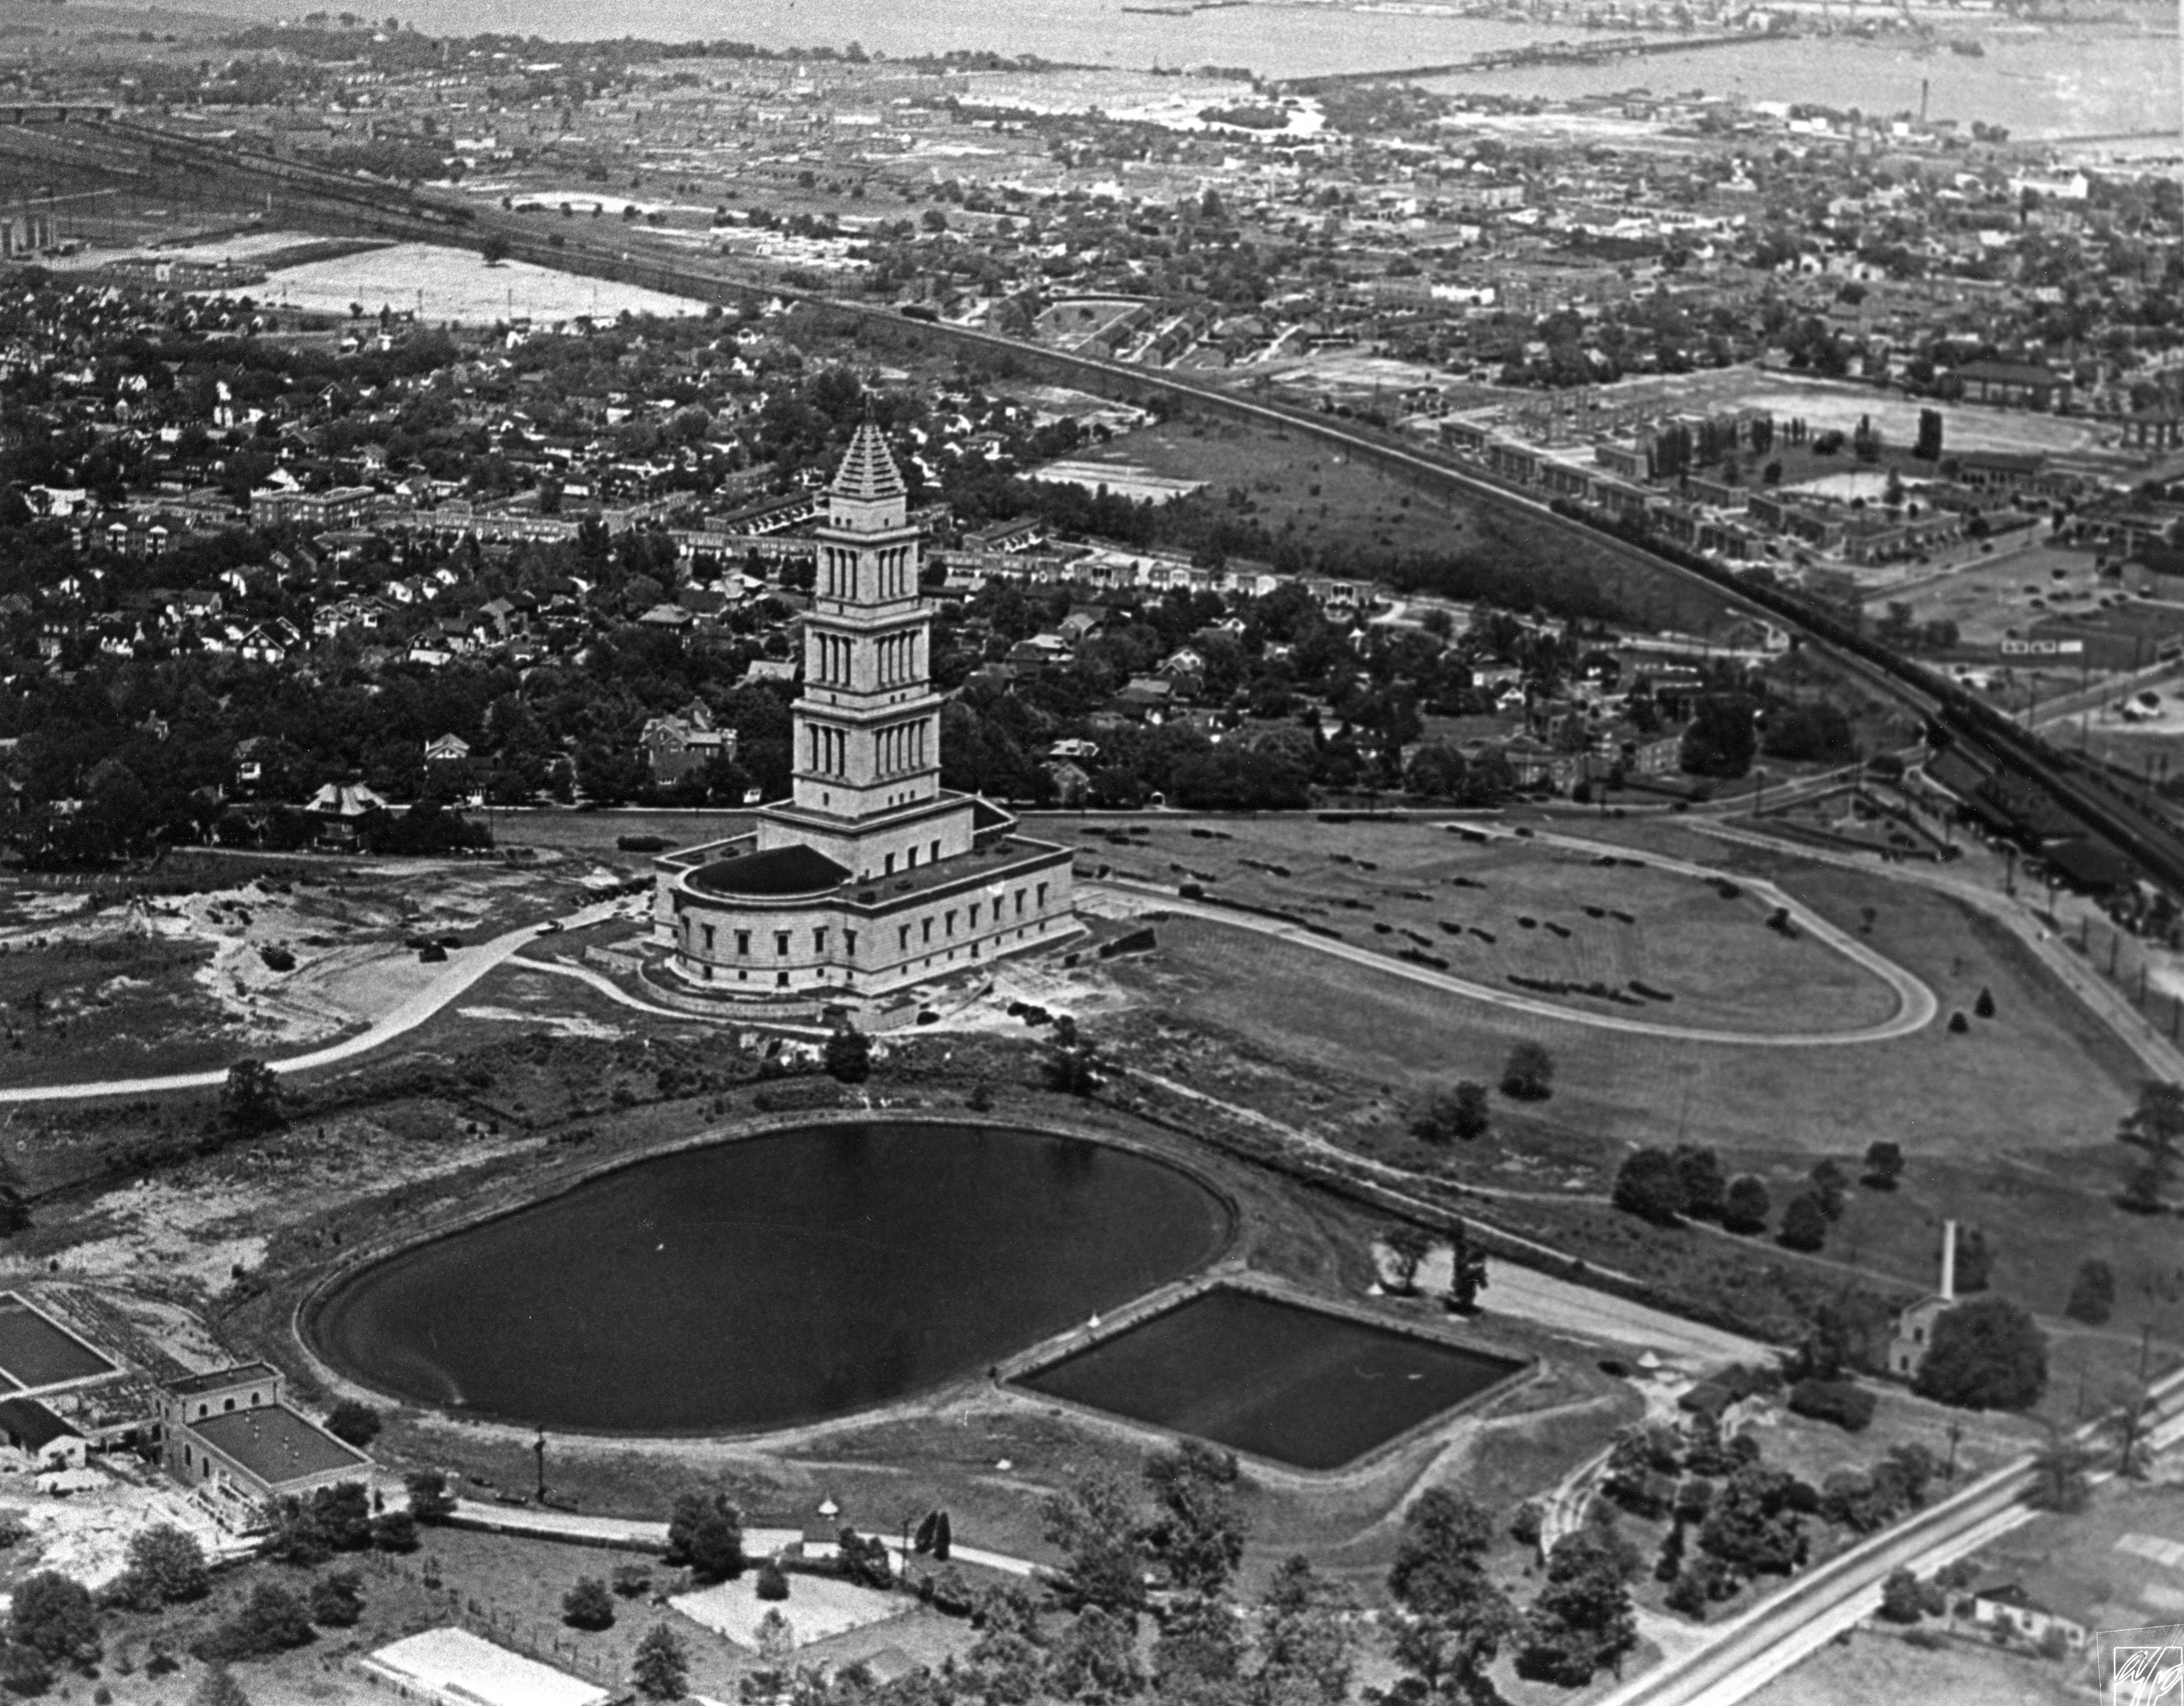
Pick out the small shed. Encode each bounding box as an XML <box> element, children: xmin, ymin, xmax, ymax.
<box><xmin>0</xmin><ymin>1398</ymin><xmax>88</xmax><ymax>1471</ymax></box>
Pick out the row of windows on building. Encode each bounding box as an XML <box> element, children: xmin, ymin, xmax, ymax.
<box><xmin>819</xmin><ymin>544</ymin><xmax>915</xmax><ymax>602</ymax></box>
<box><xmin>690</xmin><ymin>916</ymin><xmax>1057</xmax><ymax>987</ymax></box>
<box><xmin>805</xmin><ymin>719</ymin><xmax>931</xmax><ymax>779</ymax></box>
<box><xmin>810</xmin><ymin>631</ymin><xmax>922</xmax><ymax>689</ymax></box>
<box><xmin>684</xmin><ymin>882</ymin><xmax>1051</xmax><ymax>963</ymax></box>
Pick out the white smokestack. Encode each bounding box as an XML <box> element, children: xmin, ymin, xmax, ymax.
<box><xmin>1940</xmin><ymin>1219</ymin><xmax>1957</xmax><ymax>1302</ymax></box>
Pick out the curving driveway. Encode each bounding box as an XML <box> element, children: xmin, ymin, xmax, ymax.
<box><xmin>0</xmin><ymin>901</ymin><xmax>629</xmax><ymax>1106</ymax></box>
<box><xmin>1093</xmin><ymin>824</ymin><xmax>1937</xmax><ymax>1048</ymax></box>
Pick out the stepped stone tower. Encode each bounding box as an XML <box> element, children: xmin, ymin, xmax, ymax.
<box><xmin>650</xmin><ymin>424</ymin><xmax>1077</xmax><ymax>1014</ymax></box>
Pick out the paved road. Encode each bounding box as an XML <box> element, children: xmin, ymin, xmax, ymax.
<box><xmin>1093</xmin><ymin>822</ymin><xmax>1938</xmax><ymax>1048</ymax></box>
<box><xmin>0</xmin><ymin>901</ymin><xmax>626</xmax><ymax>1106</ymax></box>
<box><xmin>1595</xmin><ymin>1365</ymin><xmax>2184</xmax><ymax>1706</ymax></box>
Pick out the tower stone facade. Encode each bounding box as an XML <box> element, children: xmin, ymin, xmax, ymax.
<box><xmin>650</xmin><ymin>424</ymin><xmax>1078</xmax><ymax>1016</ymax></box>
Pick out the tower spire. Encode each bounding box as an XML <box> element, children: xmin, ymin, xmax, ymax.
<box><xmin>831</xmin><ymin>417</ymin><xmax>905</xmax><ymax>506</ymax></box>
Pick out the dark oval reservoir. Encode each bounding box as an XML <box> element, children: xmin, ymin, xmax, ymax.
<box><xmin>310</xmin><ymin>1122</ymin><xmax>1230</xmax><ymax>1434</ymax></box>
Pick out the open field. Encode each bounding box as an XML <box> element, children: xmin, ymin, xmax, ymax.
<box><xmin>190</xmin><ymin>238</ymin><xmax>714</xmax><ymax>326</ymax></box>
<box><xmin>1583</xmin><ymin>367</ymin><xmax>2120</xmax><ymax>462</ymax></box>
<box><xmin>1101</xmin><ymin>867</ymin><xmax>2131</xmax><ymax>1163</ymax></box>
<box><xmin>1968</xmin><ymin>1478</ymin><xmax>2184</xmax><ymax>1635</ymax></box>
<box><xmin>1070</xmin><ymin>414</ymin><xmax>1491</xmax><ymax>562</ymax></box>
<box><xmin>1074</xmin><ymin>815</ymin><xmax>1901</xmax><ymax>1037</ymax></box>
<box><xmin>0</xmin><ymin>851</ymin><xmax>626</xmax><ymax>1091</ymax></box>
<box><xmin>1748</xmin><ymin>1625</ymin><xmax>2075</xmax><ymax>1706</ymax></box>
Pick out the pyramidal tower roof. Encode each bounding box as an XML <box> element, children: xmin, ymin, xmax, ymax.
<box><xmin>831</xmin><ymin>419</ymin><xmax>906</xmax><ymax>504</ymax></box>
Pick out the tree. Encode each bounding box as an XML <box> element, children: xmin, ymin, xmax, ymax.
<box><xmin>118</xmin><ymin>1525</ymin><xmax>209</xmax><ymax>1607</ymax></box>
<box><xmin>755</xmin><ymin>1561</ymin><xmax>790</xmax><ymax>1601</ymax></box>
<box><xmin>481</xmin><ymin>233</ymin><xmax>512</xmax><ymax>265</ymax></box>
<box><xmin>1045</xmin><ymin>1016</ymin><xmax>1101</xmax><ymax>1097</ymax></box>
<box><xmin>1673</xmin><ymin>1146</ymin><xmax>1727</xmax><ymax>1221</ymax></box>
<box><xmin>1722</xmin><ymin>1175</ymin><xmax>1771</xmax><ymax>1236</ymax></box>
<box><xmin>1388</xmin><ymin>1490</ymin><xmax>1516</xmax><ymax>1702</ymax></box>
<box><xmin>1778</xmin><ymin>1194</ymin><xmax>1828</xmax><ymax>1252</ymax></box>
<box><xmin>1914</xmin><ymin>1297</ymin><xmax>2048</xmax><ymax>1411</ymax></box>
<box><xmin>1516</xmin><ymin>1530</ymin><xmax>1639</xmax><ymax>1685</ymax></box>
<box><xmin>1447</xmin><ymin>1221</ymin><xmax>1489</xmax><ymax>1315</ymax></box>
<box><xmin>1861</xmin><ymin>1141</ymin><xmax>1903</xmax><ymax>1189</ymax></box>
<box><xmin>1679</xmin><ymin>694</ymin><xmax>1759</xmax><ymax>778</ymax></box>
<box><xmin>1612</xmin><ymin>1149</ymin><xmax>1687</xmax><ymax>1226</ymax></box>
<box><xmin>1500</xmin><ymin>1040</ymin><xmax>1555</xmax><ymax>1101</ymax></box>
<box><xmin>2066</xmin><ymin>1259</ymin><xmax>2116</xmax><ymax>1325</ymax></box>
<box><xmin>1914</xmin><ymin>408</ymin><xmax>1944</xmax><ymax>462</ymax></box>
<box><xmin>1878</xmin><ymin>1567</ymin><xmax>1927</xmax><ymax>1623</ymax></box>
<box><xmin>1143</xmin><ymin>1438</ymin><xmax>1246</xmax><ymax>1596</ymax></box>
<box><xmin>1384</xmin><ymin>1224</ymin><xmax>1434</xmax><ymax>1294</ymax></box>
<box><xmin>11</xmin><ymin>1572</ymin><xmax>96</xmax><ymax>1663</ymax></box>
<box><xmin>665</xmin><ymin>1491</ymin><xmax>745</xmax><ymax>1583</ymax></box>
<box><xmin>1954</xmin><ymin>1226</ymin><xmax>1992</xmax><ymax>1294</ymax></box>
<box><xmin>308</xmin><ymin>1571</ymin><xmax>364</xmax><ymax>1628</ymax></box>
<box><xmin>1259</xmin><ymin>1555</ymin><xmax>1358</xmax><ymax>1706</ymax></box>
<box><xmin>631</xmin><ymin>1623</ymin><xmax>690</xmax><ymax>1702</ymax></box>
<box><xmin>1043</xmin><ymin>1467</ymin><xmax>1147</xmax><ymax>1614</ymax></box>
<box><xmin>824</xmin><ymin>1026</ymin><xmax>872</xmax><ymax>1084</ymax></box>
<box><xmin>323</xmin><ymin>1400</ymin><xmax>382</xmax><ymax>1448</ymax></box>
<box><xmin>221</xmin><ymin>1058</ymin><xmax>284</xmax><ymax>1135</ymax></box>
<box><xmin>563</xmin><ymin>1577</ymin><xmax>616</xmax><ymax>1630</ymax></box>
<box><xmin>1808</xmin><ymin>1158</ymin><xmax>1848</xmax><ymax>1222</ymax></box>
<box><xmin>2026</xmin><ymin>1432</ymin><xmax>2091</xmax><ymax>1513</ymax></box>
<box><xmin>198</xmin><ymin>1583</ymin><xmax>313</xmax><ymax>1661</ymax></box>
<box><xmin>2107</xmin><ymin>1388</ymin><xmax>2161</xmax><ymax>1482</ymax></box>
<box><xmin>369</xmin><ymin>1510</ymin><xmax>419</xmax><ymax>1552</ymax></box>
<box><xmin>1974</xmin><ymin>986</ymin><xmax>1995</xmax><ymax>1019</ymax></box>
<box><xmin>404</xmin><ymin>1468</ymin><xmax>455</xmax><ymax>1523</ymax></box>
<box><xmin>2119</xmin><ymin>1081</ymin><xmax>2184</xmax><ymax>1201</ymax></box>
<box><xmin>1412</xmin><ymin>1082</ymin><xmax>1489</xmax><ymax>1143</ymax></box>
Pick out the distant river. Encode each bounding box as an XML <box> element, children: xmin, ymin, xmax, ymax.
<box><xmin>212</xmin><ymin>0</ymin><xmax>2174</xmax><ymax>139</ymax></box>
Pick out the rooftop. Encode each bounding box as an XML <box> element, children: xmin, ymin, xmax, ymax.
<box><xmin>165</xmin><ymin>1361</ymin><xmax>280</xmax><ymax>1398</ymax></box>
<box><xmin>0</xmin><ymin>1296</ymin><xmax>118</xmax><ymax>1393</ymax></box>
<box><xmin>188</xmin><ymin>1402</ymin><xmax>369</xmax><ymax>1488</ymax></box>
<box><xmin>687</xmin><ymin>843</ymin><xmax>852</xmax><ymax>899</ymax></box>
<box><xmin>831</xmin><ymin>419</ymin><xmax>906</xmax><ymax>505</ymax></box>
<box><xmin>367</xmin><ymin>1629</ymin><xmax>608</xmax><ymax>1706</ymax></box>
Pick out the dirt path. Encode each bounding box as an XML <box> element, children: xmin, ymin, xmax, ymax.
<box><xmin>0</xmin><ymin>901</ymin><xmax>626</xmax><ymax>1105</ymax></box>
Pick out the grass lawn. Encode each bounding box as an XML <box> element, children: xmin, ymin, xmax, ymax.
<box><xmin>0</xmin><ymin>935</ymin><xmax>243</xmax><ymax>1088</ymax></box>
<box><xmin>1103</xmin><ymin>881</ymin><xmax>2126</xmax><ymax>1163</ymax></box>
<box><xmin>1081</xmin><ymin>815</ymin><xmax>1897</xmax><ymax>1036</ymax></box>
<box><xmin>1061</xmin><ymin>417</ymin><xmax>1737</xmax><ymax>633</ymax></box>
<box><xmin>1746</xmin><ymin>1625</ymin><xmax>2076</xmax><ymax>1706</ymax></box>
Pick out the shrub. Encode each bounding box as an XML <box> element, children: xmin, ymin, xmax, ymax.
<box><xmin>323</xmin><ymin>1401</ymin><xmax>382</xmax><ymax>1448</ymax></box>
<box><xmin>612</xmin><ymin>1562</ymin><xmax>654</xmax><ymax>1599</ymax></box>
<box><xmin>755</xmin><ymin>1561</ymin><xmax>790</xmax><ymax>1602</ymax></box>
<box><xmin>1948</xmin><ymin>1010</ymin><xmax>1969</xmax><ymax>1033</ymax></box>
<box><xmin>195</xmin><ymin>1584</ymin><xmax>313</xmax><ymax>1663</ymax></box>
<box><xmin>1500</xmin><ymin>1040</ymin><xmax>1555</xmax><ymax>1101</ymax></box>
<box><xmin>1975</xmin><ymin>987</ymin><xmax>1995</xmax><ymax>1019</ymax></box>
<box><xmin>562</xmin><ymin>1577</ymin><xmax>616</xmax><ymax>1631</ymax></box>
<box><xmin>369</xmin><ymin>1511</ymin><xmax>419</xmax><ymax>1553</ymax></box>
<box><xmin>1861</xmin><ymin>1141</ymin><xmax>1904</xmax><ymax>1189</ymax></box>
<box><xmin>1787</xmin><ymin>1377</ymin><xmax>1876</xmax><ymax>1433</ymax></box>
<box><xmin>308</xmin><ymin>1571</ymin><xmax>364</xmax><ymax>1629</ymax></box>
<box><xmin>1878</xmin><ymin>1568</ymin><xmax>1925</xmax><ymax>1623</ymax></box>
<box><xmin>2066</xmin><ymin>1259</ymin><xmax>2115</xmax><ymax>1326</ymax></box>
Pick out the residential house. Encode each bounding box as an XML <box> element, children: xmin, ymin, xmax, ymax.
<box><xmin>639</xmin><ymin>700</ymin><xmax>738</xmax><ymax>785</ymax></box>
